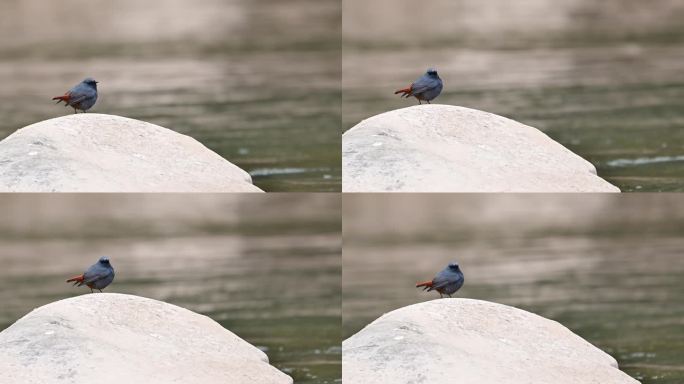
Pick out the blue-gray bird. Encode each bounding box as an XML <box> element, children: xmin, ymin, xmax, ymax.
<box><xmin>395</xmin><ymin>68</ymin><xmax>443</xmax><ymax>104</ymax></box>
<box><xmin>52</xmin><ymin>77</ymin><xmax>99</xmax><ymax>113</ymax></box>
<box><xmin>416</xmin><ymin>262</ymin><xmax>464</xmax><ymax>298</ymax></box>
<box><xmin>66</xmin><ymin>256</ymin><xmax>115</xmax><ymax>293</ymax></box>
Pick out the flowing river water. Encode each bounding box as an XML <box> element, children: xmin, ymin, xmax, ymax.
<box><xmin>344</xmin><ymin>194</ymin><xmax>684</xmax><ymax>384</ymax></box>
<box><xmin>0</xmin><ymin>0</ymin><xmax>341</xmax><ymax>192</ymax></box>
<box><xmin>0</xmin><ymin>194</ymin><xmax>341</xmax><ymax>384</ymax></box>
<box><xmin>343</xmin><ymin>0</ymin><xmax>684</xmax><ymax>191</ymax></box>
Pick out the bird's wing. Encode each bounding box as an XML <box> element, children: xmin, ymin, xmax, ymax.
<box><xmin>68</xmin><ymin>93</ymin><xmax>88</xmax><ymax>105</ymax></box>
<box><xmin>68</xmin><ymin>84</ymin><xmax>94</xmax><ymax>102</ymax></box>
<box><xmin>410</xmin><ymin>77</ymin><xmax>439</xmax><ymax>95</ymax></box>
<box><xmin>83</xmin><ymin>267</ymin><xmax>112</xmax><ymax>284</ymax></box>
<box><xmin>431</xmin><ymin>269</ymin><xmax>454</xmax><ymax>290</ymax></box>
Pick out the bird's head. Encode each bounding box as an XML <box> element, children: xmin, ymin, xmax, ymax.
<box><xmin>447</xmin><ymin>262</ymin><xmax>460</xmax><ymax>271</ymax></box>
<box><xmin>83</xmin><ymin>77</ymin><xmax>99</xmax><ymax>88</ymax></box>
<box><xmin>426</xmin><ymin>68</ymin><xmax>439</xmax><ymax>78</ymax></box>
<box><xmin>98</xmin><ymin>256</ymin><xmax>111</xmax><ymax>265</ymax></box>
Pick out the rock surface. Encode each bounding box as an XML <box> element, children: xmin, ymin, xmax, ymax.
<box><xmin>343</xmin><ymin>299</ymin><xmax>639</xmax><ymax>384</ymax></box>
<box><xmin>0</xmin><ymin>293</ymin><xmax>291</xmax><ymax>384</ymax></box>
<box><xmin>343</xmin><ymin>105</ymin><xmax>619</xmax><ymax>192</ymax></box>
<box><xmin>0</xmin><ymin>114</ymin><xmax>262</xmax><ymax>192</ymax></box>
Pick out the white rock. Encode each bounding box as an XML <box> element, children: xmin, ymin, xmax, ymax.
<box><xmin>0</xmin><ymin>293</ymin><xmax>291</xmax><ymax>384</ymax></box>
<box><xmin>0</xmin><ymin>114</ymin><xmax>262</xmax><ymax>192</ymax></box>
<box><xmin>343</xmin><ymin>105</ymin><xmax>619</xmax><ymax>192</ymax></box>
<box><xmin>343</xmin><ymin>299</ymin><xmax>639</xmax><ymax>384</ymax></box>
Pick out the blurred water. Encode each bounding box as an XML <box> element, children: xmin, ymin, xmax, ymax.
<box><xmin>343</xmin><ymin>0</ymin><xmax>684</xmax><ymax>192</ymax></box>
<box><xmin>0</xmin><ymin>194</ymin><xmax>341</xmax><ymax>384</ymax></box>
<box><xmin>0</xmin><ymin>0</ymin><xmax>341</xmax><ymax>192</ymax></box>
<box><xmin>343</xmin><ymin>194</ymin><xmax>684</xmax><ymax>384</ymax></box>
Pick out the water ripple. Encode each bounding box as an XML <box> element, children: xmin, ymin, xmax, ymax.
<box><xmin>606</xmin><ymin>155</ymin><xmax>684</xmax><ymax>168</ymax></box>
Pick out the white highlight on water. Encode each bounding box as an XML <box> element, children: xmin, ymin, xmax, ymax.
<box><xmin>606</xmin><ymin>155</ymin><xmax>684</xmax><ymax>167</ymax></box>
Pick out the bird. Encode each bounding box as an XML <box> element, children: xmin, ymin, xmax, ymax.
<box><xmin>52</xmin><ymin>77</ymin><xmax>99</xmax><ymax>114</ymax></box>
<box><xmin>416</xmin><ymin>262</ymin><xmax>464</xmax><ymax>298</ymax></box>
<box><xmin>394</xmin><ymin>68</ymin><xmax>443</xmax><ymax>104</ymax></box>
<box><xmin>66</xmin><ymin>256</ymin><xmax>115</xmax><ymax>293</ymax></box>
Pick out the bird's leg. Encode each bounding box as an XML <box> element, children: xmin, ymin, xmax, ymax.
<box><xmin>427</xmin><ymin>100</ymin><xmax>431</xmax><ymax>104</ymax></box>
<box><xmin>73</xmin><ymin>108</ymin><xmax>78</xmax><ymax>114</ymax></box>
<box><xmin>439</xmin><ymin>292</ymin><xmax>443</xmax><ymax>298</ymax></box>
<box><xmin>90</xmin><ymin>288</ymin><xmax>94</xmax><ymax>293</ymax></box>
<box><xmin>98</xmin><ymin>289</ymin><xmax>102</xmax><ymax>293</ymax></box>
<box><xmin>418</xmin><ymin>100</ymin><xmax>422</xmax><ymax>105</ymax></box>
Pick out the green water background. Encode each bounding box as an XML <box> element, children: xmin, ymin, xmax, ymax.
<box><xmin>343</xmin><ymin>194</ymin><xmax>684</xmax><ymax>384</ymax></box>
<box><xmin>0</xmin><ymin>194</ymin><xmax>341</xmax><ymax>384</ymax></box>
<box><xmin>0</xmin><ymin>0</ymin><xmax>341</xmax><ymax>192</ymax></box>
<box><xmin>343</xmin><ymin>0</ymin><xmax>684</xmax><ymax>191</ymax></box>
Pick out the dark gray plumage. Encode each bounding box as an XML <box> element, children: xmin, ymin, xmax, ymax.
<box><xmin>416</xmin><ymin>262</ymin><xmax>464</xmax><ymax>298</ymax></box>
<box><xmin>66</xmin><ymin>256</ymin><xmax>115</xmax><ymax>293</ymax></box>
<box><xmin>52</xmin><ymin>77</ymin><xmax>99</xmax><ymax>113</ymax></box>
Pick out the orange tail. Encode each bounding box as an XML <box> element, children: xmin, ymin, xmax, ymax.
<box><xmin>52</xmin><ymin>94</ymin><xmax>70</xmax><ymax>105</ymax></box>
<box><xmin>416</xmin><ymin>280</ymin><xmax>433</xmax><ymax>290</ymax></box>
<box><xmin>66</xmin><ymin>274</ymin><xmax>84</xmax><ymax>285</ymax></box>
<box><xmin>394</xmin><ymin>86</ymin><xmax>412</xmax><ymax>97</ymax></box>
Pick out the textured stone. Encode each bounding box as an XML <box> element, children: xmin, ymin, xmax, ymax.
<box><xmin>343</xmin><ymin>299</ymin><xmax>638</xmax><ymax>384</ymax></box>
<box><xmin>0</xmin><ymin>293</ymin><xmax>290</xmax><ymax>384</ymax></box>
<box><xmin>343</xmin><ymin>105</ymin><xmax>619</xmax><ymax>192</ymax></box>
<box><xmin>0</xmin><ymin>114</ymin><xmax>262</xmax><ymax>192</ymax></box>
